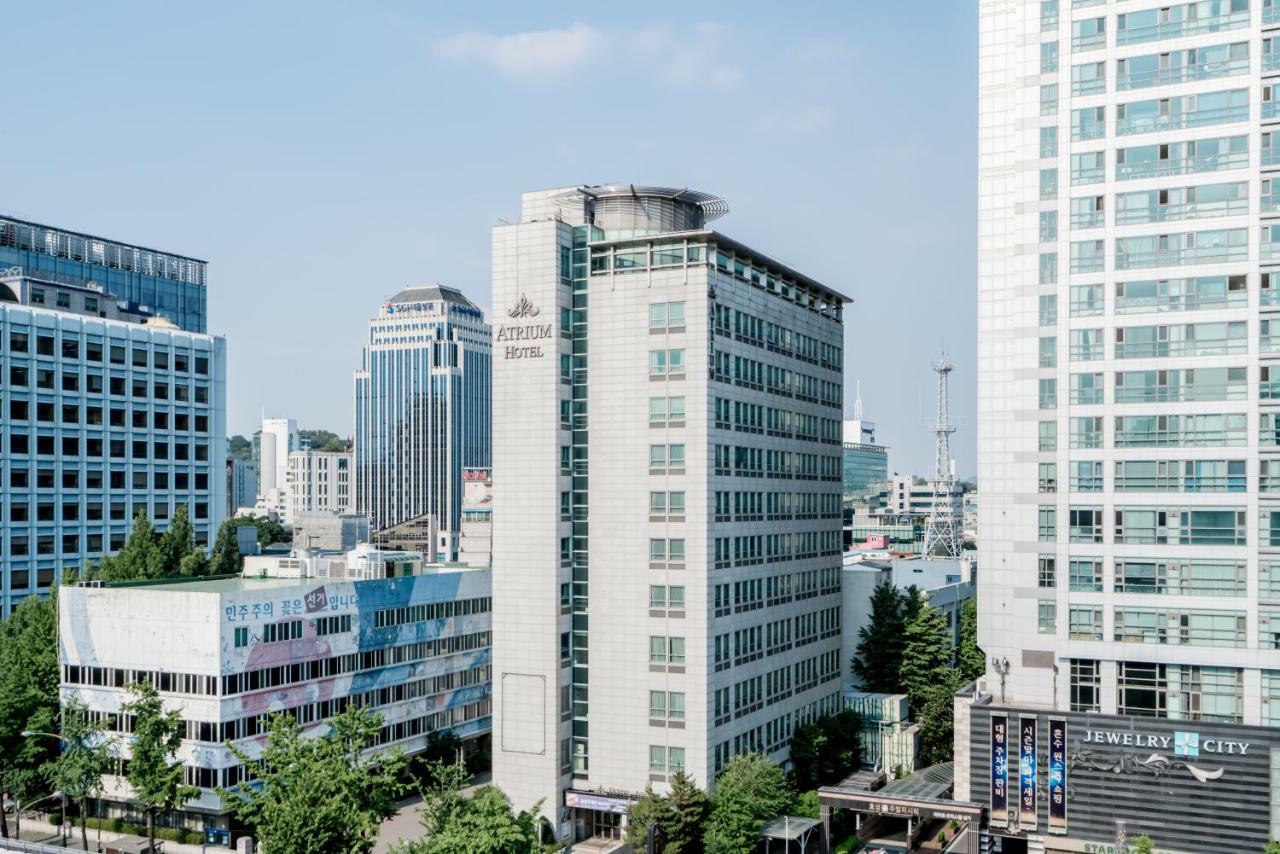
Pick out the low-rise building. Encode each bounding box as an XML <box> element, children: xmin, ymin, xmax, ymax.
<box><xmin>458</xmin><ymin>468</ymin><xmax>491</xmax><ymax>567</ymax></box>
<box><xmin>291</xmin><ymin>511</ymin><xmax>370</xmax><ymax>552</ymax></box>
<box><xmin>58</xmin><ymin>544</ymin><xmax>492</xmax><ymax>836</ymax></box>
<box><xmin>286</xmin><ymin>447</ymin><xmax>351</xmax><ymax>520</ymax></box>
<box><xmin>226</xmin><ymin>457</ymin><xmax>256</xmax><ymax>516</ymax></box>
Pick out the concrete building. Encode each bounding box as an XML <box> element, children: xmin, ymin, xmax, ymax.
<box><xmin>0</xmin><ymin>262</ymin><xmax>226</xmax><ymax>616</ymax></box>
<box><xmin>58</xmin><ymin>545</ymin><xmax>492</xmax><ymax>836</ymax></box>
<box><xmin>286</xmin><ymin>447</ymin><xmax>351</xmax><ymax>519</ymax></box>
<box><xmin>841</xmin><ymin>418</ymin><xmax>889</xmax><ymax>506</ymax></box>
<box><xmin>353</xmin><ymin>286</ymin><xmax>491</xmax><ymax>560</ymax></box>
<box><xmin>252</xmin><ymin>418</ymin><xmax>296</xmax><ymax>521</ymax></box>
<box><xmin>459</xmin><ymin>468</ymin><xmax>492</xmax><ymax>567</ymax></box>
<box><xmin>226</xmin><ymin>457</ymin><xmax>256</xmax><ymax>516</ymax></box>
<box><xmin>491</xmin><ymin>184</ymin><xmax>848</xmax><ymax>844</ymax></box>
<box><xmin>964</xmin><ymin>3</ymin><xmax>1280</xmax><ymax>851</ymax></box>
<box><xmin>290</xmin><ymin>511</ymin><xmax>370</xmax><ymax>551</ymax></box>
<box><xmin>876</xmin><ymin>474</ymin><xmax>965</xmax><ymax>522</ymax></box>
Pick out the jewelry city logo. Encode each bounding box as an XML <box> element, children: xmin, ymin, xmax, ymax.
<box><xmin>1073</xmin><ymin>728</ymin><xmax>1251</xmax><ymax>784</ymax></box>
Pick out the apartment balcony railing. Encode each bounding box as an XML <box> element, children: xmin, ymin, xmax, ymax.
<box><xmin>1117</xmin><ymin>57</ymin><xmax>1249</xmax><ymax>91</ymax></box>
<box><xmin>1117</xmin><ymin>149</ymin><xmax>1248</xmax><ymax>180</ymax></box>
<box><xmin>1116</xmin><ymin>11</ymin><xmax>1249</xmax><ymax>47</ymax></box>
<box><xmin>1117</xmin><ymin>104</ymin><xmax>1249</xmax><ymax>136</ymax></box>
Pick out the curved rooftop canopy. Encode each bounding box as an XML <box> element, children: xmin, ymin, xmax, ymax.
<box><xmin>560</xmin><ymin>184</ymin><xmax>729</xmax><ymax>233</ymax></box>
<box><xmin>384</xmin><ymin>284</ymin><xmax>477</xmax><ymax>309</ymax></box>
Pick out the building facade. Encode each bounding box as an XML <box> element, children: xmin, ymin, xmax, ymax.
<box><xmin>253</xmin><ymin>418</ymin><xmax>296</xmax><ymax>520</ymax></box>
<box><xmin>226</xmin><ymin>457</ymin><xmax>257</xmax><ymax>515</ymax></box>
<box><xmin>458</xmin><ymin>468</ymin><xmax>492</xmax><ymax>567</ymax></box>
<box><xmin>967</xmin><ymin>1</ymin><xmax>1280</xmax><ymax>849</ymax></box>
<box><xmin>491</xmin><ymin>185</ymin><xmax>848</xmax><ymax>843</ymax></box>
<box><xmin>286</xmin><ymin>447</ymin><xmax>351</xmax><ymax>519</ymax></box>
<box><xmin>0</xmin><ymin>217</ymin><xmax>207</xmax><ymax>333</ymax></box>
<box><xmin>353</xmin><ymin>286</ymin><xmax>491</xmax><ymax>560</ymax></box>
<box><xmin>0</xmin><ymin>268</ymin><xmax>226</xmax><ymax>616</ymax></box>
<box><xmin>841</xmin><ymin>417</ymin><xmax>888</xmax><ymax>504</ymax></box>
<box><xmin>58</xmin><ymin>546</ymin><xmax>492</xmax><ymax>835</ymax></box>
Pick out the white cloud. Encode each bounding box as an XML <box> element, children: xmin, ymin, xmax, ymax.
<box><xmin>433</xmin><ymin>23</ymin><xmax>602</xmax><ymax>76</ymax></box>
<box><xmin>628</xmin><ymin>22</ymin><xmax>743</xmax><ymax>90</ymax></box>
<box><xmin>755</xmin><ymin>106</ymin><xmax>834</xmax><ymax>136</ymax></box>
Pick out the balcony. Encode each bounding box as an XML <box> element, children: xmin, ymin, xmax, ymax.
<box><xmin>1073</xmin><ymin>31</ymin><xmax>1105</xmax><ymax>51</ymax></box>
<box><xmin>1263</xmin><ymin>241</ymin><xmax>1280</xmax><ymax>262</ymax></box>
<box><xmin>1117</xmin><ymin>56</ymin><xmax>1249</xmax><ymax>91</ymax></box>
<box><xmin>1115</xmin><ymin>242</ymin><xmax>1247</xmax><ymax>271</ymax></box>
<box><xmin>1116</xmin><ymin>10</ymin><xmax>1250</xmax><ymax>47</ymax></box>
<box><xmin>1072</xmin><ymin>210</ymin><xmax>1105</xmax><ymax>229</ymax></box>
<box><xmin>1115</xmin><ymin>196</ymin><xmax>1248</xmax><ymax>225</ymax></box>
<box><xmin>1117</xmin><ymin>149</ymin><xmax>1249</xmax><ymax>180</ymax></box>
<box><xmin>1071</xmin><ymin>166</ymin><xmax>1104</xmax><ymax>186</ymax></box>
<box><xmin>1117</xmin><ymin>103</ymin><xmax>1249</xmax><ymax>136</ymax></box>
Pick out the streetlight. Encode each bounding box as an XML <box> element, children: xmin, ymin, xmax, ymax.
<box><xmin>990</xmin><ymin>656</ymin><xmax>1010</xmax><ymax>703</ymax></box>
<box><xmin>10</xmin><ymin>789</ymin><xmax>65</xmax><ymax>846</ymax></box>
<box><xmin>21</xmin><ymin>731</ymin><xmax>69</xmax><ymax>845</ymax></box>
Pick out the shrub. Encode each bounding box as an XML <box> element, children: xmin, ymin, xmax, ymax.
<box><xmin>109</xmin><ymin>817</ymin><xmax>125</xmax><ymax>833</ymax></box>
<box><xmin>48</xmin><ymin>814</ymin><xmax>62</xmax><ymax>826</ymax></box>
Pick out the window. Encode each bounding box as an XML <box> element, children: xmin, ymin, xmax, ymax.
<box><xmin>1040</xmin><ymin>126</ymin><xmax>1058</xmax><ymax>158</ymax></box>
<box><xmin>1039</xmin><ymin>336</ymin><xmax>1056</xmax><ymax>368</ymax></box>
<box><xmin>1039</xmin><ymin>378</ymin><xmax>1057</xmax><ymax>409</ymax></box>
<box><xmin>1039</xmin><ymin>463</ymin><xmax>1057</xmax><ymax>493</ymax></box>
<box><xmin>1069</xmin><ymin>559</ymin><xmax>1102</xmax><ymax>592</ymax></box>
<box><xmin>1040</xmin><ymin>167</ymin><xmax>1059</xmax><ymax>199</ymax></box>
<box><xmin>234</xmin><ymin>627</ymin><xmax>249</xmax><ymax>648</ymax></box>
<box><xmin>1039</xmin><ymin>421</ymin><xmax>1058</xmax><ymax>451</ymax></box>
<box><xmin>1039</xmin><ymin>556</ymin><xmax>1056</xmax><ymax>588</ymax></box>
<box><xmin>650</xmin><ymin>301</ymin><xmax>686</xmax><ymax>329</ymax></box>
<box><xmin>1038</xmin><ymin>601</ymin><xmax>1057</xmax><ymax>634</ymax></box>
<box><xmin>1069</xmin><ymin>607</ymin><xmax>1103</xmax><ymax>641</ymax></box>
<box><xmin>1039</xmin><ymin>295</ymin><xmax>1057</xmax><ymax>326</ymax></box>
<box><xmin>1041</xmin><ymin>41</ymin><xmax>1059</xmax><ymax>73</ymax></box>
<box><xmin>1039</xmin><ymin>506</ymin><xmax>1057</xmax><ymax>541</ymax></box>
<box><xmin>1070</xmin><ymin>659</ymin><xmax>1101</xmax><ymax>712</ymax></box>
<box><xmin>1069</xmin><ymin>506</ymin><xmax>1103</xmax><ymax>543</ymax></box>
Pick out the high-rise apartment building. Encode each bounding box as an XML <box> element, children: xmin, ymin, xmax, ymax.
<box><xmin>0</xmin><ymin>263</ymin><xmax>226</xmax><ymax>616</ymax></box>
<box><xmin>353</xmin><ymin>286</ymin><xmax>491</xmax><ymax>560</ymax></box>
<box><xmin>965</xmin><ymin>2</ymin><xmax>1280</xmax><ymax>849</ymax></box>
<box><xmin>491</xmin><ymin>185</ymin><xmax>847</xmax><ymax>844</ymax></box>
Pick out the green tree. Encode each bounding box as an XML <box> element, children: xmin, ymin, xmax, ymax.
<box><xmin>957</xmin><ymin>597</ymin><xmax>985</xmax><ymax>684</ymax></box>
<box><xmin>1264</xmin><ymin>840</ymin><xmax>1280</xmax><ymax>854</ymax></box>
<box><xmin>625</xmin><ymin>772</ymin><xmax>708</xmax><ymax>853</ymax></box>
<box><xmin>299</xmin><ymin>429</ymin><xmax>350</xmax><ymax>452</ymax></box>
<box><xmin>850</xmin><ymin>581</ymin><xmax>905</xmax><ymax>692</ymax></box>
<box><xmin>1133</xmin><ymin>835</ymin><xmax>1155</xmax><ymax>854</ymax></box>
<box><xmin>625</xmin><ymin>784</ymin><xmax>677</xmax><ymax>852</ymax></box>
<box><xmin>221</xmin><ymin>705</ymin><xmax>407</xmax><ymax>854</ymax></box>
<box><xmin>789</xmin><ymin>710</ymin><xmax>861</xmax><ymax>790</ymax></box>
<box><xmin>228</xmin><ymin>434</ymin><xmax>253</xmax><ymax>460</ymax></box>
<box><xmin>396</xmin><ymin>758</ymin><xmax>541</xmax><ymax>854</ymax></box>
<box><xmin>916</xmin><ymin>686</ymin><xmax>957</xmax><ymax>766</ymax></box>
<box><xmin>123</xmin><ymin>681</ymin><xmax>199</xmax><ymax>853</ymax></box>
<box><xmin>900</xmin><ymin>584</ymin><xmax>923</xmax><ymax>628</ymax></box>
<box><xmin>0</xmin><ymin>594</ymin><xmax>59</xmax><ymax>839</ymax></box>
<box><xmin>900</xmin><ymin>598</ymin><xmax>957</xmax><ymax>716</ymax></box>
<box><xmin>209</xmin><ymin>519</ymin><xmax>243</xmax><ymax>575</ymax></box>
<box><xmin>158</xmin><ymin>504</ymin><xmax>211</xmax><ymax>577</ymax></box>
<box><xmin>703</xmin><ymin>754</ymin><xmax>794</xmax><ymax>854</ymax></box>
<box><xmin>43</xmin><ymin>699</ymin><xmax>115</xmax><ymax>851</ymax></box>
<box><xmin>98</xmin><ymin>511</ymin><xmax>164</xmax><ymax>580</ymax></box>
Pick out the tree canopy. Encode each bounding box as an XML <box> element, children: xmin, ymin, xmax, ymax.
<box><xmin>394</xmin><ymin>758</ymin><xmax>541</xmax><ymax>854</ymax></box>
<box><xmin>43</xmin><ymin>699</ymin><xmax>115</xmax><ymax>851</ymax></box>
<box><xmin>299</xmin><ymin>429</ymin><xmax>351</xmax><ymax>453</ymax></box>
<box><xmin>124</xmin><ymin>681</ymin><xmax>199</xmax><ymax>853</ymax></box>
<box><xmin>957</xmin><ymin>597</ymin><xmax>985</xmax><ymax>684</ymax></box>
<box><xmin>788</xmin><ymin>710</ymin><xmax>861</xmax><ymax>790</ymax></box>
<box><xmin>703</xmin><ymin>754</ymin><xmax>794</xmax><ymax>854</ymax></box>
<box><xmin>625</xmin><ymin>771</ymin><xmax>708</xmax><ymax>854</ymax></box>
<box><xmin>222</xmin><ymin>706</ymin><xmax>408</xmax><ymax>854</ymax></box>
<box><xmin>850</xmin><ymin>581</ymin><xmax>907</xmax><ymax>693</ymax></box>
<box><xmin>0</xmin><ymin>594</ymin><xmax>60</xmax><ymax>839</ymax></box>
<box><xmin>228</xmin><ymin>434</ymin><xmax>253</xmax><ymax>461</ymax></box>
<box><xmin>900</xmin><ymin>598</ymin><xmax>961</xmax><ymax>766</ymax></box>
<box><xmin>96</xmin><ymin>507</ymin><xmax>216</xmax><ymax>581</ymax></box>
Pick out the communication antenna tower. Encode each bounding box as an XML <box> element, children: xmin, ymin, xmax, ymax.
<box><xmin>923</xmin><ymin>354</ymin><xmax>963</xmax><ymax>558</ymax></box>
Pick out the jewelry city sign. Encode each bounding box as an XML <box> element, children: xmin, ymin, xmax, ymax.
<box><xmin>1071</xmin><ymin>727</ymin><xmax>1248</xmax><ymax>783</ymax></box>
<box><xmin>497</xmin><ymin>294</ymin><xmax>553</xmax><ymax>360</ymax></box>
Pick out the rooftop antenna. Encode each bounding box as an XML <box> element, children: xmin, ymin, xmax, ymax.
<box><xmin>853</xmin><ymin>381</ymin><xmax>863</xmax><ymax>421</ymax></box>
<box><xmin>922</xmin><ymin>352</ymin><xmax>963</xmax><ymax>558</ymax></box>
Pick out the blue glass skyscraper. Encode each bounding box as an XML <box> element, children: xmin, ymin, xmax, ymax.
<box><xmin>353</xmin><ymin>285</ymin><xmax>491</xmax><ymax>560</ymax></box>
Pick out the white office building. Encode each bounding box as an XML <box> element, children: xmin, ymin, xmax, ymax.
<box><xmin>0</xmin><ymin>269</ymin><xmax>227</xmax><ymax>615</ymax></box>
<box><xmin>253</xmin><ymin>417</ymin><xmax>296</xmax><ymax>519</ymax></box>
<box><xmin>491</xmin><ymin>185</ymin><xmax>848</xmax><ymax>844</ymax></box>
<box><xmin>286</xmin><ymin>447</ymin><xmax>351</xmax><ymax>518</ymax></box>
<box><xmin>353</xmin><ymin>286</ymin><xmax>491</xmax><ymax>560</ymax></box>
<box><xmin>965</xmin><ymin>3</ymin><xmax>1280</xmax><ymax>850</ymax></box>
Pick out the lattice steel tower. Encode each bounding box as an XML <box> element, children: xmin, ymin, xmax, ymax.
<box><xmin>923</xmin><ymin>353</ymin><xmax>963</xmax><ymax>558</ymax></box>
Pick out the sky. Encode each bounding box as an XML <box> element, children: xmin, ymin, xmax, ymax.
<box><xmin>4</xmin><ymin>1</ymin><xmax>977</xmax><ymax>477</ymax></box>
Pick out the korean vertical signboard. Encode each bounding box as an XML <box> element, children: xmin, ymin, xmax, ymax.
<box><xmin>1048</xmin><ymin>718</ymin><xmax>1067</xmax><ymax>833</ymax></box>
<box><xmin>991</xmin><ymin>714</ymin><xmax>1008</xmax><ymax>827</ymax></box>
<box><xmin>1019</xmin><ymin>716</ymin><xmax>1037</xmax><ymax>829</ymax></box>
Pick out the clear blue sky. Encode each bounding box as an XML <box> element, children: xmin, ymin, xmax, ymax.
<box><xmin>4</xmin><ymin>1</ymin><xmax>976</xmax><ymax>477</ymax></box>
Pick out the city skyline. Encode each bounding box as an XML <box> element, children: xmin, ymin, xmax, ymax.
<box><xmin>2</xmin><ymin>1</ymin><xmax>978</xmax><ymax>477</ymax></box>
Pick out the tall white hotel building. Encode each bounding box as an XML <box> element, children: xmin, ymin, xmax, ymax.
<box><xmin>968</xmin><ymin>1</ymin><xmax>1280</xmax><ymax>850</ymax></box>
<box><xmin>491</xmin><ymin>185</ymin><xmax>847</xmax><ymax>843</ymax></box>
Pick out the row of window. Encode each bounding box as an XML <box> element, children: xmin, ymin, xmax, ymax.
<box><xmin>1</xmin><ymin>432</ymin><xmax>212</xmax><ymax>462</ymax></box>
<box><xmin>1039</xmin><ymin>412</ymin><xmax>1280</xmax><ymax>450</ymax></box>
<box><xmin>1037</xmin><ymin>459</ymin><xmax>1254</xmax><ymax>493</ymax></box>
<box><xmin>2</xmin><ymin>329</ymin><xmax>212</xmax><ymax>374</ymax></box>
<box><xmin>711</xmin><ymin>351</ymin><xmax>842</xmax><ymax>410</ymax></box>
<box><xmin>713</xmin><ymin>568</ymin><xmax>842</xmax><ymax>617</ymax></box>
<box><xmin>373</xmin><ymin>596</ymin><xmax>492</xmax><ymax>629</ymax></box>
<box><xmin>712</xmin><ymin>444</ymin><xmax>842</xmax><ymax>481</ymax></box>
<box><xmin>711</xmin><ymin>305</ymin><xmax>842</xmax><ymax>371</ymax></box>
<box><xmin>1048</xmin><ymin>41</ymin><xmax>1253</xmax><ymax>94</ymax></box>
<box><xmin>713</xmin><ymin>398</ymin><xmax>842</xmax><ymax>446</ymax></box>
<box><xmin>1059</xmin><ymin>2</ymin><xmax>1250</xmax><ymax>53</ymax></box>
<box><xmin>712</xmin><ymin>490</ymin><xmax>842</xmax><ymax>522</ymax></box>
<box><xmin>1042</xmin><ymin>602</ymin><xmax>1247</xmax><ymax>647</ymax></box>
<box><xmin>1068</xmin><ymin>659</ymin><xmax>1244</xmax><ymax>724</ymax></box>
<box><xmin>1039</xmin><ymin>322</ymin><xmax>1257</xmax><ymax>366</ymax></box>
<box><xmin>1037</xmin><ymin>505</ymin><xmax>1249</xmax><ymax>545</ymax></box>
<box><xmin>711</xmin><ymin>532</ymin><xmax>843</xmax><ymax>567</ymax></box>
<box><xmin>1038</xmin><ymin>367</ymin><xmax>1251</xmax><ymax>408</ymax></box>
<box><xmin>1037</xmin><ymin>555</ymin><xmax>1254</xmax><ymax>596</ymax></box>
<box><xmin>710</xmin><ymin>691</ymin><xmax>843</xmax><ymax>774</ymax></box>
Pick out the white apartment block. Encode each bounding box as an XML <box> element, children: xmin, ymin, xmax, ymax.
<box><xmin>491</xmin><ymin>185</ymin><xmax>848</xmax><ymax>844</ymax></box>
<box><xmin>969</xmin><ymin>1</ymin><xmax>1280</xmax><ymax>849</ymax></box>
<box><xmin>286</xmin><ymin>447</ymin><xmax>351</xmax><ymax>518</ymax></box>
